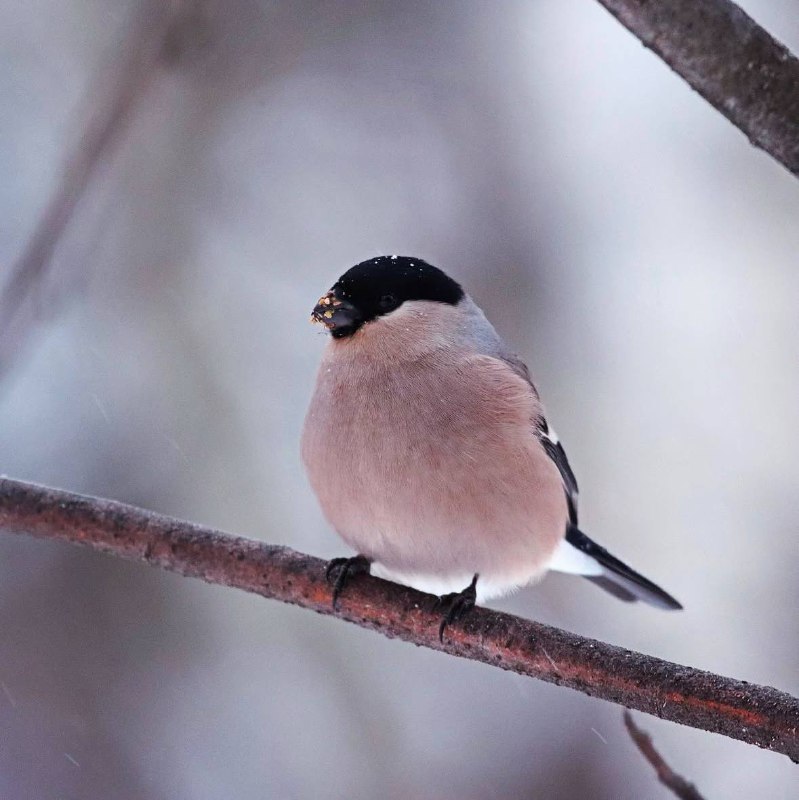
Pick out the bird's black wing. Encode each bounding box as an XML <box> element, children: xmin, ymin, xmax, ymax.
<box><xmin>536</xmin><ymin>416</ymin><xmax>579</xmax><ymax>525</ymax></box>
<box><xmin>492</xmin><ymin>351</ymin><xmax>579</xmax><ymax>524</ymax></box>
<box><xmin>497</xmin><ymin>360</ymin><xmax>681</xmax><ymax>609</ymax></box>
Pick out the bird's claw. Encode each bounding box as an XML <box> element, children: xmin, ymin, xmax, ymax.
<box><xmin>325</xmin><ymin>555</ymin><xmax>371</xmax><ymax>609</ymax></box>
<box><xmin>437</xmin><ymin>574</ymin><xmax>478</xmax><ymax>642</ymax></box>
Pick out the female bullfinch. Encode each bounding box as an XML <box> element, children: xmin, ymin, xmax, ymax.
<box><xmin>302</xmin><ymin>256</ymin><xmax>681</xmax><ymax>639</ymax></box>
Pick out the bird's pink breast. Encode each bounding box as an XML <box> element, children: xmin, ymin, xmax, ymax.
<box><xmin>302</xmin><ymin>335</ymin><xmax>568</xmax><ymax>590</ymax></box>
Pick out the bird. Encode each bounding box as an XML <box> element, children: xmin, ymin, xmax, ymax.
<box><xmin>301</xmin><ymin>255</ymin><xmax>681</xmax><ymax>640</ymax></box>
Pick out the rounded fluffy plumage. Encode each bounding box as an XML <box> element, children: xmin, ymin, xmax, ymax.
<box><xmin>302</xmin><ymin>256</ymin><xmax>682</xmax><ymax>610</ymax></box>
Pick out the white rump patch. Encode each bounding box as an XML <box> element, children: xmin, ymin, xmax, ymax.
<box><xmin>546</xmin><ymin>538</ymin><xmax>603</xmax><ymax>576</ymax></box>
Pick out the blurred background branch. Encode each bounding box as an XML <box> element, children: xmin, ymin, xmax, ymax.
<box><xmin>1</xmin><ymin>476</ymin><xmax>797</xmax><ymax>762</ymax></box>
<box><xmin>0</xmin><ymin>0</ymin><xmax>207</xmax><ymax>375</ymax></box>
<box><xmin>623</xmin><ymin>711</ymin><xmax>706</xmax><ymax>800</ymax></box>
<box><xmin>597</xmin><ymin>0</ymin><xmax>799</xmax><ymax>177</ymax></box>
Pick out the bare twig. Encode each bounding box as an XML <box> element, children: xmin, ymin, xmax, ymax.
<box><xmin>0</xmin><ymin>0</ymin><xmax>205</xmax><ymax>372</ymax></box>
<box><xmin>596</xmin><ymin>0</ymin><xmax>799</xmax><ymax>177</ymax></box>
<box><xmin>624</xmin><ymin>710</ymin><xmax>706</xmax><ymax>800</ymax></box>
<box><xmin>0</xmin><ymin>478</ymin><xmax>796</xmax><ymax>760</ymax></box>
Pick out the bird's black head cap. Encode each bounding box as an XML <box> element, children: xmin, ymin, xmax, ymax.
<box><xmin>314</xmin><ymin>256</ymin><xmax>464</xmax><ymax>338</ymax></box>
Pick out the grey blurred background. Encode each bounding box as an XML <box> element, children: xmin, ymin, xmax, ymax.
<box><xmin>1</xmin><ymin>1</ymin><xmax>797</xmax><ymax>797</ymax></box>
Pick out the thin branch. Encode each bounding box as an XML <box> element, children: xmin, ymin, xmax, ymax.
<box><xmin>0</xmin><ymin>0</ymin><xmax>206</xmax><ymax>373</ymax></box>
<box><xmin>0</xmin><ymin>476</ymin><xmax>797</xmax><ymax>761</ymax></box>
<box><xmin>596</xmin><ymin>0</ymin><xmax>799</xmax><ymax>177</ymax></box>
<box><xmin>624</xmin><ymin>710</ymin><xmax>706</xmax><ymax>800</ymax></box>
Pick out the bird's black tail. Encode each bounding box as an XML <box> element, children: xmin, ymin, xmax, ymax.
<box><xmin>565</xmin><ymin>526</ymin><xmax>682</xmax><ymax>610</ymax></box>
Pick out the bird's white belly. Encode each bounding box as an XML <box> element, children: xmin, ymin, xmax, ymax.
<box><xmin>369</xmin><ymin>562</ymin><xmax>533</xmax><ymax>602</ymax></box>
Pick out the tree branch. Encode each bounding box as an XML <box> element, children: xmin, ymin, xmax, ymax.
<box><xmin>624</xmin><ymin>710</ymin><xmax>706</xmax><ymax>800</ymax></box>
<box><xmin>596</xmin><ymin>0</ymin><xmax>799</xmax><ymax>177</ymax></box>
<box><xmin>0</xmin><ymin>0</ymin><xmax>206</xmax><ymax>373</ymax></box>
<box><xmin>0</xmin><ymin>476</ymin><xmax>796</xmax><ymax>761</ymax></box>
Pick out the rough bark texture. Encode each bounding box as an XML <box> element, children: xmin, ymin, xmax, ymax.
<box><xmin>596</xmin><ymin>0</ymin><xmax>799</xmax><ymax>176</ymax></box>
<box><xmin>0</xmin><ymin>477</ymin><xmax>796</xmax><ymax>760</ymax></box>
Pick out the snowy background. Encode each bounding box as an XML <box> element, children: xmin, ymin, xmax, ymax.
<box><xmin>0</xmin><ymin>1</ymin><xmax>797</xmax><ymax>797</ymax></box>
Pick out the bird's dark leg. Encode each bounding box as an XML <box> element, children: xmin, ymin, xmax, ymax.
<box><xmin>437</xmin><ymin>574</ymin><xmax>479</xmax><ymax>642</ymax></box>
<box><xmin>325</xmin><ymin>554</ymin><xmax>371</xmax><ymax>609</ymax></box>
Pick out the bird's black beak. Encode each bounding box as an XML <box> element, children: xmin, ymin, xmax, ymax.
<box><xmin>311</xmin><ymin>291</ymin><xmax>362</xmax><ymax>337</ymax></box>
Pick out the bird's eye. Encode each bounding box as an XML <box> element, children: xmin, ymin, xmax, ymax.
<box><xmin>378</xmin><ymin>293</ymin><xmax>400</xmax><ymax>312</ymax></box>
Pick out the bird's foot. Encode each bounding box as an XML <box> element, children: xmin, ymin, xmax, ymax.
<box><xmin>436</xmin><ymin>574</ymin><xmax>478</xmax><ymax>642</ymax></box>
<box><xmin>325</xmin><ymin>554</ymin><xmax>371</xmax><ymax>609</ymax></box>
